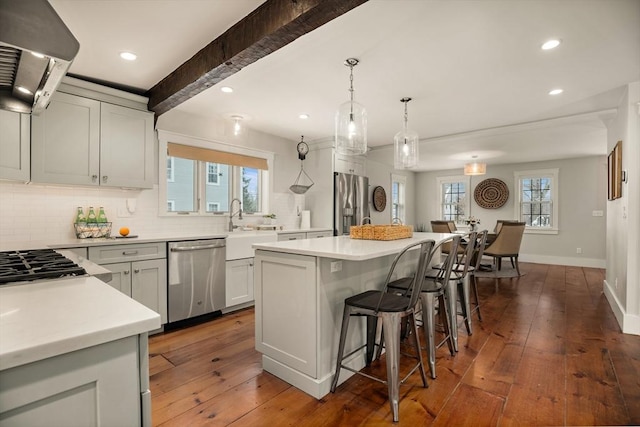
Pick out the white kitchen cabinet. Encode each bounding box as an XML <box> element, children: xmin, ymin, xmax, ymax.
<box><xmin>306</xmin><ymin>230</ymin><xmax>333</xmax><ymax>239</ymax></box>
<box><xmin>31</xmin><ymin>91</ymin><xmax>154</xmax><ymax>189</ymax></box>
<box><xmin>0</xmin><ymin>109</ymin><xmax>30</xmax><ymax>182</ymax></box>
<box><xmin>278</xmin><ymin>230</ymin><xmax>333</xmax><ymax>241</ymax></box>
<box><xmin>0</xmin><ymin>335</ymin><xmax>144</xmax><ymax>427</ymax></box>
<box><xmin>334</xmin><ymin>151</ymin><xmax>366</xmax><ymax>176</ymax></box>
<box><xmin>89</xmin><ymin>243</ymin><xmax>167</xmax><ymax>324</ymax></box>
<box><xmin>225</xmin><ymin>258</ymin><xmax>254</xmax><ymax>307</ymax></box>
<box><xmin>278</xmin><ymin>232</ymin><xmax>307</xmax><ymax>241</ymax></box>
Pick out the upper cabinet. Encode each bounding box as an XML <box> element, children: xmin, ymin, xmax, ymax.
<box><xmin>31</xmin><ymin>79</ymin><xmax>154</xmax><ymax>189</ymax></box>
<box><xmin>334</xmin><ymin>151</ymin><xmax>366</xmax><ymax>176</ymax></box>
<box><xmin>0</xmin><ymin>109</ymin><xmax>30</xmax><ymax>182</ymax></box>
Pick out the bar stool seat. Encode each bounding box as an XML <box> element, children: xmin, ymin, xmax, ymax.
<box><xmin>330</xmin><ymin>239</ymin><xmax>435</xmax><ymax>423</ymax></box>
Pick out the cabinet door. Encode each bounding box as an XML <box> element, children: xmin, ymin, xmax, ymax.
<box><xmin>100</xmin><ymin>103</ymin><xmax>154</xmax><ymax>189</ymax></box>
<box><xmin>0</xmin><ymin>110</ymin><xmax>30</xmax><ymax>181</ymax></box>
<box><xmin>131</xmin><ymin>259</ymin><xmax>167</xmax><ymax>324</ymax></box>
<box><xmin>334</xmin><ymin>151</ymin><xmax>366</xmax><ymax>176</ymax></box>
<box><xmin>31</xmin><ymin>92</ymin><xmax>100</xmax><ymax>186</ymax></box>
<box><xmin>105</xmin><ymin>262</ymin><xmax>132</xmax><ymax>297</ymax></box>
<box><xmin>226</xmin><ymin>258</ymin><xmax>254</xmax><ymax>307</ymax></box>
<box><xmin>306</xmin><ymin>230</ymin><xmax>333</xmax><ymax>239</ymax></box>
<box><xmin>278</xmin><ymin>232</ymin><xmax>307</xmax><ymax>241</ymax></box>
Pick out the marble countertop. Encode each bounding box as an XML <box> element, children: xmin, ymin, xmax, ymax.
<box><xmin>0</xmin><ymin>276</ymin><xmax>161</xmax><ymax>371</ymax></box>
<box><xmin>253</xmin><ymin>232</ymin><xmax>456</xmax><ymax>261</ymax></box>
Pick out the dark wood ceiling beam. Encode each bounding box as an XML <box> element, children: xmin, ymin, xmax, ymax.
<box><xmin>147</xmin><ymin>0</ymin><xmax>368</xmax><ymax>116</ymax></box>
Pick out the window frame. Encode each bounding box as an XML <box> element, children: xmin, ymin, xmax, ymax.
<box><xmin>437</xmin><ymin>175</ymin><xmax>470</xmax><ymax>226</ymax></box>
<box><xmin>514</xmin><ymin>168</ymin><xmax>559</xmax><ymax>235</ymax></box>
<box><xmin>391</xmin><ymin>174</ymin><xmax>407</xmax><ymax>223</ymax></box>
<box><xmin>158</xmin><ymin>130</ymin><xmax>273</xmax><ymax>217</ymax></box>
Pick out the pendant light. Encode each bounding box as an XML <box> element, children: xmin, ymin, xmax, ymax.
<box><xmin>464</xmin><ymin>155</ymin><xmax>486</xmax><ymax>175</ymax></box>
<box><xmin>335</xmin><ymin>58</ymin><xmax>367</xmax><ymax>155</ymax></box>
<box><xmin>394</xmin><ymin>97</ymin><xmax>419</xmax><ymax>169</ymax></box>
<box><xmin>231</xmin><ymin>115</ymin><xmax>243</xmax><ymax>137</ymax></box>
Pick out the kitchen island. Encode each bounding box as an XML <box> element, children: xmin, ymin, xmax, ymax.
<box><xmin>252</xmin><ymin>232</ymin><xmax>454</xmax><ymax>399</ymax></box>
<box><xmin>0</xmin><ymin>276</ymin><xmax>160</xmax><ymax>426</ymax></box>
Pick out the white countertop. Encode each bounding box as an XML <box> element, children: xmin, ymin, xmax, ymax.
<box><xmin>0</xmin><ymin>276</ymin><xmax>161</xmax><ymax>371</ymax></box>
<box><xmin>252</xmin><ymin>232</ymin><xmax>456</xmax><ymax>261</ymax></box>
<box><xmin>0</xmin><ymin>229</ymin><xmax>332</xmax><ymax>252</ymax></box>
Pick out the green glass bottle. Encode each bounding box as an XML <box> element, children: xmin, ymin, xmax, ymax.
<box><xmin>97</xmin><ymin>207</ymin><xmax>108</xmax><ymax>223</ymax></box>
<box><xmin>87</xmin><ymin>207</ymin><xmax>97</xmax><ymax>223</ymax></box>
<box><xmin>75</xmin><ymin>207</ymin><xmax>86</xmax><ymax>224</ymax></box>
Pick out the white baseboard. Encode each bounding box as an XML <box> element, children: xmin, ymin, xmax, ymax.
<box><xmin>519</xmin><ymin>253</ymin><xmax>605</xmax><ymax>268</ymax></box>
<box><xmin>604</xmin><ymin>279</ymin><xmax>640</xmax><ymax>336</ymax></box>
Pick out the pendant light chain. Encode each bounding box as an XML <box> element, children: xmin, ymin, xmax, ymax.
<box><xmin>348</xmin><ymin>60</ymin><xmax>356</xmax><ymax>118</ymax></box>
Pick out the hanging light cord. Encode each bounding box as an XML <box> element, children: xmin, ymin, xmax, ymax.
<box><xmin>348</xmin><ymin>62</ymin><xmax>355</xmax><ymax>119</ymax></box>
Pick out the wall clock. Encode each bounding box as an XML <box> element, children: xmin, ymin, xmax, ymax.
<box><xmin>372</xmin><ymin>186</ymin><xmax>386</xmax><ymax>212</ymax></box>
<box><xmin>474</xmin><ymin>178</ymin><xmax>509</xmax><ymax>209</ymax></box>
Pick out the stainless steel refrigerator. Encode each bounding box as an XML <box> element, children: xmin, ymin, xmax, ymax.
<box><xmin>334</xmin><ymin>172</ymin><xmax>370</xmax><ymax>235</ymax></box>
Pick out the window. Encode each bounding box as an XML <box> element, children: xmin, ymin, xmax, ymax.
<box><xmin>437</xmin><ymin>176</ymin><xmax>470</xmax><ymax>224</ymax></box>
<box><xmin>158</xmin><ymin>131</ymin><xmax>272</xmax><ymax>217</ymax></box>
<box><xmin>391</xmin><ymin>174</ymin><xmax>406</xmax><ymax>223</ymax></box>
<box><xmin>514</xmin><ymin>168</ymin><xmax>559</xmax><ymax>234</ymax></box>
<box><xmin>167</xmin><ymin>157</ymin><xmax>175</xmax><ymax>182</ymax></box>
<box><xmin>207</xmin><ymin>163</ymin><xmax>220</xmax><ymax>185</ymax></box>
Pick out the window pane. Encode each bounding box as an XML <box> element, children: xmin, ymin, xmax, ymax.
<box><xmin>519</xmin><ymin>175</ymin><xmax>553</xmax><ymax>227</ymax></box>
<box><xmin>241</xmin><ymin>167</ymin><xmax>260</xmax><ymax>213</ymax></box>
<box><xmin>167</xmin><ymin>157</ymin><xmax>196</xmax><ymax>212</ymax></box>
<box><xmin>442</xmin><ymin>181</ymin><xmax>466</xmax><ymax>222</ymax></box>
<box><xmin>205</xmin><ymin>163</ymin><xmax>230</xmax><ymax>212</ymax></box>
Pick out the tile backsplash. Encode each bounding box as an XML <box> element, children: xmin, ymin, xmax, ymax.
<box><xmin>0</xmin><ymin>182</ymin><xmax>307</xmax><ymax>246</ymax></box>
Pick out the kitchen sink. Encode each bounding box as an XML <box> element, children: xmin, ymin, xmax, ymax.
<box><xmin>225</xmin><ymin>231</ymin><xmax>277</xmax><ymax>260</ymax></box>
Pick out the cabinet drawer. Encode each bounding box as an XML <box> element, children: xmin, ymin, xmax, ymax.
<box><xmin>306</xmin><ymin>231</ymin><xmax>333</xmax><ymax>239</ymax></box>
<box><xmin>89</xmin><ymin>243</ymin><xmax>166</xmax><ymax>263</ymax></box>
<box><xmin>278</xmin><ymin>233</ymin><xmax>306</xmax><ymax>241</ymax></box>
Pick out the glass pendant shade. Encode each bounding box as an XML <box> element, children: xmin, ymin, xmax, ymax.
<box><xmin>393</xmin><ymin>97</ymin><xmax>419</xmax><ymax>169</ymax></box>
<box><xmin>335</xmin><ymin>99</ymin><xmax>367</xmax><ymax>155</ymax></box>
<box><xmin>464</xmin><ymin>162</ymin><xmax>487</xmax><ymax>175</ymax></box>
<box><xmin>394</xmin><ymin>128</ymin><xmax>419</xmax><ymax>169</ymax></box>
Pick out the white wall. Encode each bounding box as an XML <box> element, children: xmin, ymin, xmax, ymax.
<box><xmin>604</xmin><ymin>81</ymin><xmax>640</xmax><ymax>335</ymax></box>
<box><xmin>0</xmin><ymin>110</ymin><xmax>308</xmax><ymax>249</ymax></box>
<box><xmin>415</xmin><ymin>156</ymin><xmax>607</xmax><ymax>268</ymax></box>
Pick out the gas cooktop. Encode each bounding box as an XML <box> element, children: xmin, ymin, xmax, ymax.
<box><xmin>0</xmin><ymin>249</ymin><xmax>87</xmax><ymax>285</ymax></box>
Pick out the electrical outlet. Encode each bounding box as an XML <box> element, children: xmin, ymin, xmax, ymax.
<box><xmin>576</xmin><ymin>248</ymin><xmax>582</xmax><ymax>254</ymax></box>
<box><xmin>330</xmin><ymin>261</ymin><xmax>342</xmax><ymax>273</ymax></box>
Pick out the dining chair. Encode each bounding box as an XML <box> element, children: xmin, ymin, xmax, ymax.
<box><xmin>483</xmin><ymin>222</ymin><xmax>525</xmax><ymax>275</ymax></box>
<box><xmin>431</xmin><ymin>220</ymin><xmax>462</xmax><ymax>255</ymax></box>
<box><xmin>385</xmin><ymin>235</ymin><xmax>461</xmax><ymax>378</ymax></box>
<box><xmin>330</xmin><ymin>239</ymin><xmax>434</xmax><ymax>423</ymax></box>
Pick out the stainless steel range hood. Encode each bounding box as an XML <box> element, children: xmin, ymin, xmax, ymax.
<box><xmin>0</xmin><ymin>0</ymin><xmax>79</xmax><ymax>115</ymax></box>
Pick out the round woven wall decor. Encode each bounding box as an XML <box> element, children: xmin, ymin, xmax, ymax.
<box><xmin>474</xmin><ymin>178</ymin><xmax>509</xmax><ymax>209</ymax></box>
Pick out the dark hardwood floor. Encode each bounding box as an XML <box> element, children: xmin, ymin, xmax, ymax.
<box><xmin>149</xmin><ymin>263</ymin><xmax>640</xmax><ymax>426</ymax></box>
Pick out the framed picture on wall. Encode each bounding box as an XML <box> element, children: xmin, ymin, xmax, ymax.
<box><xmin>608</xmin><ymin>141</ymin><xmax>622</xmax><ymax>200</ymax></box>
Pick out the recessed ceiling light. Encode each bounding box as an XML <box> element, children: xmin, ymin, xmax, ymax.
<box><xmin>17</xmin><ymin>86</ymin><xmax>32</xmax><ymax>95</ymax></box>
<box><xmin>119</xmin><ymin>51</ymin><xmax>137</xmax><ymax>61</ymax></box>
<box><xmin>221</xmin><ymin>86</ymin><xmax>233</xmax><ymax>93</ymax></box>
<box><xmin>541</xmin><ymin>39</ymin><xmax>561</xmax><ymax>50</ymax></box>
<box><xmin>549</xmin><ymin>88</ymin><xmax>563</xmax><ymax>95</ymax></box>
<box><xmin>299</xmin><ymin>113</ymin><xmax>309</xmax><ymax>119</ymax></box>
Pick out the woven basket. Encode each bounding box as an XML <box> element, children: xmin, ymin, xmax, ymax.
<box><xmin>350</xmin><ymin>224</ymin><xmax>413</xmax><ymax>241</ymax></box>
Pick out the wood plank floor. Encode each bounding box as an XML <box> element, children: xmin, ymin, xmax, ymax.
<box><xmin>149</xmin><ymin>263</ymin><xmax>640</xmax><ymax>426</ymax></box>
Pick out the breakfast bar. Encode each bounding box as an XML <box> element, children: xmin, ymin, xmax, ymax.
<box><xmin>252</xmin><ymin>232</ymin><xmax>454</xmax><ymax>399</ymax></box>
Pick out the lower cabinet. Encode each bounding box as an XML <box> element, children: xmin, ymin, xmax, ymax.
<box><xmin>278</xmin><ymin>230</ymin><xmax>333</xmax><ymax>241</ymax></box>
<box><xmin>225</xmin><ymin>258</ymin><xmax>254</xmax><ymax>308</ymax></box>
<box><xmin>89</xmin><ymin>243</ymin><xmax>167</xmax><ymax>325</ymax></box>
<box><xmin>0</xmin><ymin>335</ymin><xmax>146</xmax><ymax>426</ymax></box>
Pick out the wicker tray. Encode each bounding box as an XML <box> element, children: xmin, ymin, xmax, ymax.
<box><xmin>350</xmin><ymin>224</ymin><xmax>413</xmax><ymax>241</ymax></box>
<box><xmin>74</xmin><ymin>222</ymin><xmax>112</xmax><ymax>239</ymax></box>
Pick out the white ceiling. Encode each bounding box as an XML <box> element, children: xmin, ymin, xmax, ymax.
<box><xmin>50</xmin><ymin>0</ymin><xmax>640</xmax><ymax>171</ymax></box>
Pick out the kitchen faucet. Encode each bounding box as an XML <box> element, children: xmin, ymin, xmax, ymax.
<box><xmin>229</xmin><ymin>198</ymin><xmax>243</xmax><ymax>231</ymax></box>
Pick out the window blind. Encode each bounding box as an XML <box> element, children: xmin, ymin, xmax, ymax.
<box><xmin>167</xmin><ymin>143</ymin><xmax>269</xmax><ymax>170</ymax></box>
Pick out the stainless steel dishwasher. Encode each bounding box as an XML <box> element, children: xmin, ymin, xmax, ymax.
<box><xmin>168</xmin><ymin>239</ymin><xmax>226</xmax><ymax>323</ymax></box>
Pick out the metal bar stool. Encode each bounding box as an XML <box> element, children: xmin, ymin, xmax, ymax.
<box><xmin>386</xmin><ymin>235</ymin><xmax>461</xmax><ymax>379</ymax></box>
<box><xmin>330</xmin><ymin>239</ymin><xmax>434</xmax><ymax>423</ymax></box>
<box><xmin>467</xmin><ymin>230</ymin><xmax>488</xmax><ymax>321</ymax></box>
